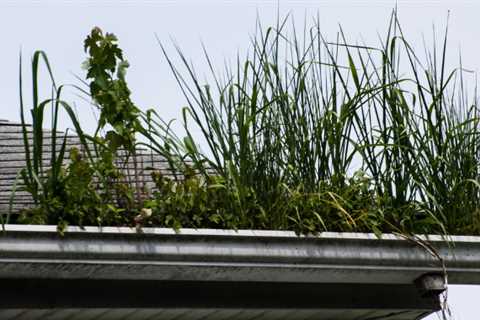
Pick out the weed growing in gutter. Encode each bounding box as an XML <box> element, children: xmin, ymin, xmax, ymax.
<box><xmin>12</xmin><ymin>12</ymin><xmax>480</xmax><ymax>237</ymax></box>
<box><xmin>154</xmin><ymin>12</ymin><xmax>480</xmax><ymax>236</ymax></box>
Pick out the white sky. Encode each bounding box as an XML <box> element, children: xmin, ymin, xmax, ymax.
<box><xmin>0</xmin><ymin>1</ymin><xmax>479</xmax><ymax>319</ymax></box>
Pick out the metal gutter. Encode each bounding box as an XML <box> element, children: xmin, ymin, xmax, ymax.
<box><xmin>0</xmin><ymin>225</ymin><xmax>479</xmax><ymax>285</ymax></box>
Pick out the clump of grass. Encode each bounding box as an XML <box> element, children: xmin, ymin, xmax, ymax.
<box><xmin>150</xmin><ymin>12</ymin><xmax>480</xmax><ymax>235</ymax></box>
<box><xmin>352</xmin><ymin>13</ymin><xmax>480</xmax><ymax>235</ymax></box>
<box><xmin>16</xmin><ymin>50</ymin><xmax>105</xmax><ymax>231</ymax></box>
<box><xmin>153</xmin><ymin>16</ymin><xmax>379</xmax><ymax>233</ymax></box>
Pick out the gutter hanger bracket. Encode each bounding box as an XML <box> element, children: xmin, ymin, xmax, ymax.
<box><xmin>415</xmin><ymin>273</ymin><xmax>446</xmax><ymax>297</ymax></box>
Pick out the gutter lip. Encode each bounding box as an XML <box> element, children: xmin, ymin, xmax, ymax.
<box><xmin>1</xmin><ymin>224</ymin><xmax>480</xmax><ymax>285</ymax></box>
<box><xmin>3</xmin><ymin>224</ymin><xmax>480</xmax><ymax>243</ymax></box>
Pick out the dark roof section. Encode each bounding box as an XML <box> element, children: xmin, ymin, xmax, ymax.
<box><xmin>0</xmin><ymin>279</ymin><xmax>437</xmax><ymax>320</ymax></box>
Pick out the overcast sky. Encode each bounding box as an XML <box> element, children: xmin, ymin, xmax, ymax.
<box><xmin>0</xmin><ymin>1</ymin><xmax>479</xmax><ymax>319</ymax></box>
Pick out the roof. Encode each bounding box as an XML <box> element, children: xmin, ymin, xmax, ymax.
<box><xmin>1</xmin><ymin>225</ymin><xmax>477</xmax><ymax>319</ymax></box>
<box><xmin>0</xmin><ymin>120</ymin><xmax>172</xmax><ymax>212</ymax></box>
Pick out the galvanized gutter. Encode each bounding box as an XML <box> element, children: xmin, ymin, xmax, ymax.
<box><xmin>3</xmin><ymin>225</ymin><xmax>478</xmax><ymax>319</ymax></box>
<box><xmin>0</xmin><ymin>224</ymin><xmax>478</xmax><ymax>285</ymax></box>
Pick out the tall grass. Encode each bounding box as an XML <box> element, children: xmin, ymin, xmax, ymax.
<box><xmin>153</xmin><ymin>12</ymin><xmax>480</xmax><ymax>235</ymax></box>
<box><xmin>16</xmin><ymin>51</ymin><xmax>116</xmax><ymax>232</ymax></box>
<box><xmin>12</xmin><ymin>12</ymin><xmax>480</xmax><ymax>236</ymax></box>
<box><xmin>19</xmin><ymin>51</ymin><xmax>88</xmax><ymax>206</ymax></box>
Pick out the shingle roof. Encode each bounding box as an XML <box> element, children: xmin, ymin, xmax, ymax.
<box><xmin>0</xmin><ymin>120</ymin><xmax>173</xmax><ymax>212</ymax></box>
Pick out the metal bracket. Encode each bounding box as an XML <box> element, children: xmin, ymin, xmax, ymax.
<box><xmin>415</xmin><ymin>273</ymin><xmax>447</xmax><ymax>297</ymax></box>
